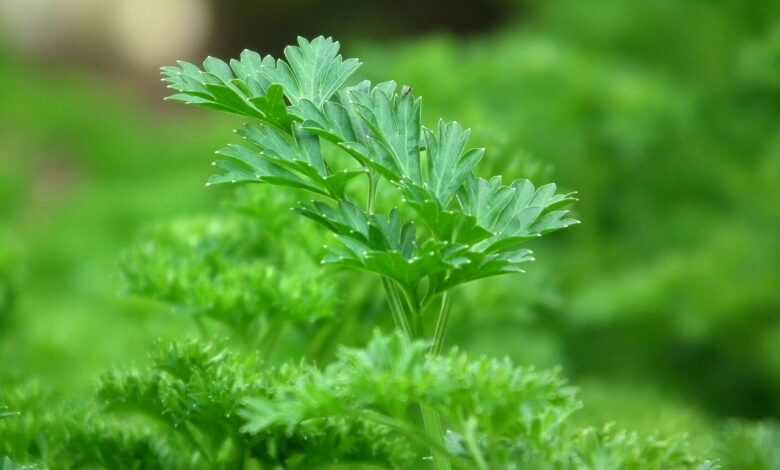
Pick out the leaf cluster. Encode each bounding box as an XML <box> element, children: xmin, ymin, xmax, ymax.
<box><xmin>0</xmin><ymin>383</ymin><xmax>179</xmax><ymax>469</ymax></box>
<box><xmin>97</xmin><ymin>338</ymin><xmax>414</xmax><ymax>468</ymax></box>
<box><xmin>161</xmin><ymin>36</ymin><xmax>578</xmax><ymax>306</ymax></box>
<box><xmin>240</xmin><ymin>332</ymin><xmax>708</xmax><ymax>469</ymax></box>
<box><xmin>120</xmin><ymin>214</ymin><xmax>338</xmax><ymax>345</ymax></box>
<box><xmin>1</xmin><ymin>334</ymin><xmax>712</xmax><ymax>469</ymax></box>
<box><xmin>715</xmin><ymin>421</ymin><xmax>780</xmax><ymax>470</ymax></box>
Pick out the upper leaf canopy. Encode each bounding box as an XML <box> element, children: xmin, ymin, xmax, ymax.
<box><xmin>162</xmin><ymin>36</ymin><xmax>360</xmax><ymax>125</ymax></box>
<box><xmin>269</xmin><ymin>36</ymin><xmax>363</xmax><ymax>107</ymax></box>
<box><xmin>161</xmin><ymin>37</ymin><xmax>578</xmax><ymax>296</ymax></box>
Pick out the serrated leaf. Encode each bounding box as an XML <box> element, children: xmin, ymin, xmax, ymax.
<box><xmin>221</xmin><ymin>122</ymin><xmax>362</xmax><ymax>198</ymax></box>
<box><xmin>351</xmin><ymin>82</ymin><xmax>423</xmax><ymax>184</ymax></box>
<box><xmin>249</xmin><ymin>84</ymin><xmax>295</xmax><ymax>129</ymax></box>
<box><xmin>424</xmin><ymin>120</ymin><xmax>484</xmax><ymax>207</ymax></box>
<box><xmin>401</xmin><ymin>184</ymin><xmax>492</xmax><ymax>244</ymax></box>
<box><xmin>296</xmin><ymin>200</ymin><xmax>370</xmax><ymax>238</ymax></box>
<box><xmin>208</xmin><ymin>150</ymin><xmax>326</xmax><ymax>196</ymax></box>
<box><xmin>294</xmin><ymin>97</ymin><xmax>360</xmax><ymax>144</ymax></box>
<box><xmin>398</xmin><ymin>120</ymin><xmax>488</xmax><ymax>244</ymax></box>
<box><xmin>163</xmin><ymin>37</ymin><xmax>580</xmax><ymax>306</ymax></box>
<box><xmin>261</xmin><ymin>36</ymin><xmax>362</xmax><ymax>107</ymax></box>
<box><xmin>299</xmin><ymin>81</ymin><xmax>424</xmax><ymax>182</ymax></box>
<box><xmin>458</xmin><ymin>175</ymin><xmax>578</xmax><ymax>252</ymax></box>
<box><xmin>434</xmin><ymin>248</ymin><xmax>536</xmax><ymax>293</ymax></box>
<box><xmin>203</xmin><ymin>56</ymin><xmax>234</xmax><ymax>82</ymax></box>
<box><xmin>296</xmin><ymin>202</ymin><xmax>458</xmax><ymax>286</ymax></box>
<box><xmin>162</xmin><ymin>51</ymin><xmax>284</xmax><ymax>124</ymax></box>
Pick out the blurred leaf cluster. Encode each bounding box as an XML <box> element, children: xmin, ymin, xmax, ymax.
<box><xmin>357</xmin><ymin>0</ymin><xmax>780</xmax><ymax>421</ymax></box>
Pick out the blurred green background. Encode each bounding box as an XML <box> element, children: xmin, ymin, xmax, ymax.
<box><xmin>2</xmin><ymin>0</ymin><xmax>780</xmax><ymax>465</ymax></box>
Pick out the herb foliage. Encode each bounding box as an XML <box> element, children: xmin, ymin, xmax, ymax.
<box><xmin>161</xmin><ymin>35</ymin><xmax>578</xmax><ymax>349</ymax></box>
<box><xmin>0</xmin><ymin>36</ymin><xmax>717</xmax><ymax>469</ymax></box>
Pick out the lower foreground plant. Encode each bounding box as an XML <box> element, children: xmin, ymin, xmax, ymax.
<box><xmin>1</xmin><ymin>335</ymin><xmax>712</xmax><ymax>468</ymax></box>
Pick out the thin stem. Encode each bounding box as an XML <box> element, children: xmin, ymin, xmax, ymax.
<box><xmin>419</xmin><ymin>292</ymin><xmax>455</xmax><ymax>469</ymax></box>
<box><xmin>258</xmin><ymin>316</ymin><xmax>284</xmax><ymax>358</ymax></box>
<box><xmin>193</xmin><ymin>313</ymin><xmax>208</xmax><ymax>338</ymax></box>
<box><xmin>382</xmin><ymin>277</ymin><xmax>412</xmax><ymax>337</ymax></box>
<box><xmin>430</xmin><ymin>292</ymin><xmax>451</xmax><ymax>356</ymax></box>
<box><xmin>382</xmin><ymin>278</ymin><xmax>453</xmax><ymax>470</ymax></box>
<box><xmin>462</xmin><ymin>416</ymin><xmax>488</xmax><ymax>470</ymax></box>
<box><xmin>396</xmin><ymin>283</ymin><xmax>422</xmax><ymax>337</ymax></box>
<box><xmin>316</xmin><ymin>464</ymin><xmax>391</xmax><ymax>470</ymax></box>
<box><xmin>305</xmin><ymin>321</ymin><xmax>336</xmax><ymax>361</ymax></box>
<box><xmin>359</xmin><ymin>410</ymin><xmax>464</xmax><ymax>470</ymax></box>
<box><xmin>181</xmin><ymin>421</ymin><xmax>214</xmax><ymax>463</ymax></box>
<box><xmin>420</xmin><ymin>404</ymin><xmax>452</xmax><ymax>470</ymax></box>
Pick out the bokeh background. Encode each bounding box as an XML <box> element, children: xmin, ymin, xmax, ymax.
<box><xmin>2</xmin><ymin>0</ymin><xmax>780</xmax><ymax>464</ymax></box>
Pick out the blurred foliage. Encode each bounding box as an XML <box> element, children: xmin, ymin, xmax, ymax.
<box><xmin>716</xmin><ymin>422</ymin><xmax>780</xmax><ymax>470</ymax></box>
<box><xmin>355</xmin><ymin>0</ymin><xmax>780</xmax><ymax>421</ymax></box>
<box><xmin>120</xmin><ymin>212</ymin><xmax>339</xmax><ymax>351</ymax></box>
<box><xmin>0</xmin><ymin>247</ymin><xmax>16</xmax><ymax>331</ymax></box>
<box><xmin>1</xmin><ymin>0</ymin><xmax>780</xmax><ymax>467</ymax></box>
<box><xmin>206</xmin><ymin>0</ymin><xmax>511</xmax><ymax>57</ymax></box>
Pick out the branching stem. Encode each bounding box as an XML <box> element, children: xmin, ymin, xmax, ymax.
<box><xmin>420</xmin><ymin>404</ymin><xmax>452</xmax><ymax>470</ymax></box>
<box><xmin>462</xmin><ymin>416</ymin><xmax>488</xmax><ymax>470</ymax></box>
<box><xmin>382</xmin><ymin>277</ymin><xmax>413</xmax><ymax>337</ymax></box>
<box><xmin>359</xmin><ymin>410</ymin><xmax>463</xmax><ymax>470</ymax></box>
<box><xmin>382</xmin><ymin>278</ymin><xmax>451</xmax><ymax>470</ymax></box>
<box><xmin>430</xmin><ymin>292</ymin><xmax>451</xmax><ymax>356</ymax></box>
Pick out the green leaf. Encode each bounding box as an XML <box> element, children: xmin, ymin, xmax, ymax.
<box><xmin>424</xmin><ymin>120</ymin><xmax>485</xmax><ymax>208</ymax></box>
<box><xmin>351</xmin><ymin>82</ymin><xmax>423</xmax><ymax>183</ymax></box>
<box><xmin>209</xmin><ymin>123</ymin><xmax>364</xmax><ymax>198</ymax></box>
<box><xmin>399</xmin><ymin>120</ymin><xmax>488</xmax><ymax>244</ymax></box>
<box><xmin>433</xmin><ymin>247</ymin><xmax>536</xmax><ymax>293</ymax></box>
<box><xmin>164</xmin><ymin>36</ymin><xmax>580</xmax><ymax>314</ymax></box>
<box><xmin>296</xmin><ymin>200</ymin><xmax>370</xmax><ymax>238</ymax></box>
<box><xmin>262</xmin><ymin>36</ymin><xmax>362</xmax><ymax>107</ymax></box>
<box><xmin>207</xmin><ymin>147</ymin><xmax>326</xmax><ymax>195</ymax></box>
<box><xmin>249</xmin><ymin>83</ymin><xmax>295</xmax><ymax>129</ymax></box>
<box><xmin>296</xmin><ymin>201</ymin><xmax>457</xmax><ymax>286</ymax></box>
<box><xmin>459</xmin><ymin>175</ymin><xmax>579</xmax><ymax>252</ymax></box>
<box><xmin>162</xmin><ymin>51</ymin><xmax>296</xmax><ymax>127</ymax></box>
<box><xmin>294</xmin><ymin>81</ymin><xmax>368</xmax><ymax>145</ymax></box>
<box><xmin>0</xmin><ymin>410</ymin><xmax>20</xmax><ymax>420</ymax></box>
<box><xmin>162</xmin><ymin>58</ymin><xmax>266</xmax><ymax>119</ymax></box>
<box><xmin>401</xmin><ymin>184</ymin><xmax>492</xmax><ymax>245</ymax></box>
<box><xmin>240</xmin><ymin>331</ymin><xmax>579</xmax><ymax>457</ymax></box>
<box><xmin>241</xmin><ymin>123</ymin><xmax>327</xmax><ymax>177</ymax></box>
<box><xmin>298</xmin><ymin>81</ymin><xmax>424</xmax><ymax>182</ymax></box>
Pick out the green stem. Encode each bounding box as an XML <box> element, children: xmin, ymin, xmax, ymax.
<box><xmin>381</xmin><ymin>280</ymin><xmax>451</xmax><ymax>470</ymax></box>
<box><xmin>181</xmin><ymin>421</ymin><xmax>214</xmax><ymax>463</ymax></box>
<box><xmin>381</xmin><ymin>277</ymin><xmax>412</xmax><ymax>337</ymax></box>
<box><xmin>425</xmin><ymin>293</ymin><xmax>454</xmax><ymax>469</ymax></box>
<box><xmin>359</xmin><ymin>410</ymin><xmax>464</xmax><ymax>470</ymax></box>
<box><xmin>193</xmin><ymin>314</ymin><xmax>208</xmax><ymax>338</ymax></box>
<box><xmin>305</xmin><ymin>321</ymin><xmax>336</xmax><ymax>361</ymax></box>
<box><xmin>396</xmin><ymin>283</ymin><xmax>422</xmax><ymax>337</ymax></box>
<box><xmin>462</xmin><ymin>417</ymin><xmax>488</xmax><ymax>470</ymax></box>
<box><xmin>420</xmin><ymin>404</ymin><xmax>452</xmax><ymax>470</ymax></box>
<box><xmin>430</xmin><ymin>293</ymin><xmax>451</xmax><ymax>356</ymax></box>
<box><xmin>258</xmin><ymin>316</ymin><xmax>284</xmax><ymax>358</ymax></box>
